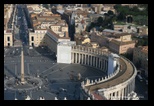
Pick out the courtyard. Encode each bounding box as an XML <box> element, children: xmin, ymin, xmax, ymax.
<box><xmin>4</xmin><ymin>46</ymin><xmax>106</xmax><ymax>100</ymax></box>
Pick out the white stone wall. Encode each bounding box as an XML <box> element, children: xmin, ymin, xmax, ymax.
<box><xmin>57</xmin><ymin>42</ymin><xmax>76</xmax><ymax>64</ymax></box>
<box><xmin>107</xmin><ymin>53</ymin><xmax>119</xmax><ymax>75</ymax></box>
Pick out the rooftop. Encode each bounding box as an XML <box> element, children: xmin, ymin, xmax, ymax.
<box><xmin>47</xmin><ymin>29</ymin><xmax>70</xmax><ymax>39</ymax></box>
<box><xmin>110</xmin><ymin>39</ymin><xmax>136</xmax><ymax>45</ymax></box>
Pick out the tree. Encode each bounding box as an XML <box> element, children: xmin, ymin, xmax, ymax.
<box><xmin>117</xmin><ymin>12</ymin><xmax>126</xmax><ymax>21</ymax></box>
<box><xmin>42</xmin><ymin>4</ymin><xmax>49</xmax><ymax>9</ymax></box>
<box><xmin>111</xmin><ymin>15</ymin><xmax>117</xmax><ymax>23</ymax></box>
<box><xmin>108</xmin><ymin>10</ymin><xmax>114</xmax><ymax>16</ymax></box>
<box><xmin>91</xmin><ymin>22</ymin><xmax>96</xmax><ymax>27</ymax></box>
<box><xmin>97</xmin><ymin>17</ymin><xmax>104</xmax><ymax>24</ymax></box>
<box><xmin>114</xmin><ymin>4</ymin><xmax>122</xmax><ymax>10</ymax></box>
<box><xmin>133</xmin><ymin>15</ymin><xmax>148</xmax><ymax>25</ymax></box>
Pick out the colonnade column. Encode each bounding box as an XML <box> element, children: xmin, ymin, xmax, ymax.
<box><xmin>104</xmin><ymin>60</ymin><xmax>108</xmax><ymax>72</ymax></box>
<box><xmin>132</xmin><ymin>79</ymin><xmax>135</xmax><ymax>91</ymax></box>
<box><xmin>102</xmin><ymin>59</ymin><xmax>105</xmax><ymax>71</ymax></box>
<box><xmin>90</xmin><ymin>56</ymin><xmax>92</xmax><ymax>66</ymax></box>
<box><xmin>127</xmin><ymin>84</ymin><xmax>130</xmax><ymax>95</ymax></box>
<box><xmin>92</xmin><ymin>56</ymin><xmax>94</xmax><ymax>66</ymax></box>
<box><xmin>84</xmin><ymin>54</ymin><xmax>86</xmax><ymax>65</ymax></box>
<box><xmin>131</xmin><ymin>81</ymin><xmax>133</xmax><ymax>92</ymax></box>
<box><xmin>98</xmin><ymin>58</ymin><xmax>100</xmax><ymax>68</ymax></box>
<box><xmin>110</xmin><ymin>93</ymin><xmax>112</xmax><ymax>100</ymax></box>
<box><xmin>71</xmin><ymin>53</ymin><xmax>74</xmax><ymax>63</ymax></box>
<box><xmin>124</xmin><ymin>87</ymin><xmax>127</xmax><ymax>100</ymax></box>
<box><xmin>101</xmin><ymin>60</ymin><xmax>103</xmax><ymax>70</ymax></box>
<box><xmin>118</xmin><ymin>90</ymin><xmax>121</xmax><ymax>100</ymax></box>
<box><xmin>79</xmin><ymin>53</ymin><xmax>80</xmax><ymax>64</ymax></box>
<box><xmin>127</xmin><ymin>84</ymin><xmax>130</xmax><ymax>96</ymax></box>
<box><xmin>75</xmin><ymin>53</ymin><xmax>76</xmax><ymax>63</ymax></box>
<box><xmin>129</xmin><ymin>82</ymin><xmax>132</xmax><ymax>94</ymax></box>
<box><xmin>119</xmin><ymin>90</ymin><xmax>121</xmax><ymax>100</ymax></box>
<box><xmin>85</xmin><ymin>55</ymin><xmax>86</xmax><ymax>65</ymax></box>
<box><xmin>81</xmin><ymin>54</ymin><xmax>83</xmax><ymax>64</ymax></box>
<box><xmin>121</xmin><ymin>88</ymin><xmax>124</xmax><ymax>100</ymax></box>
<box><xmin>114</xmin><ymin>91</ymin><xmax>117</xmax><ymax>100</ymax></box>
<box><xmin>87</xmin><ymin>55</ymin><xmax>89</xmax><ymax>65</ymax></box>
<box><xmin>93</xmin><ymin>56</ymin><xmax>96</xmax><ymax>67</ymax></box>
<box><xmin>96</xmin><ymin>57</ymin><xmax>98</xmax><ymax>68</ymax></box>
<box><xmin>75</xmin><ymin>53</ymin><xmax>77</xmax><ymax>63</ymax></box>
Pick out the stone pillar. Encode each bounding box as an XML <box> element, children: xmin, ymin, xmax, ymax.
<box><xmin>21</xmin><ymin>47</ymin><xmax>25</xmax><ymax>84</ymax></box>
<box><xmin>124</xmin><ymin>87</ymin><xmax>127</xmax><ymax>100</ymax></box>
<box><xmin>96</xmin><ymin>57</ymin><xmax>98</xmax><ymax>68</ymax></box>
<box><xmin>114</xmin><ymin>91</ymin><xmax>117</xmax><ymax>100</ymax></box>
<box><xmin>128</xmin><ymin>84</ymin><xmax>130</xmax><ymax>96</ymax></box>
<box><xmin>84</xmin><ymin>54</ymin><xmax>86</xmax><ymax>65</ymax></box>
<box><xmin>129</xmin><ymin>83</ymin><xmax>131</xmax><ymax>95</ymax></box>
<box><xmin>106</xmin><ymin>93</ymin><xmax>110</xmax><ymax>100</ymax></box>
<box><xmin>89</xmin><ymin>55</ymin><xmax>91</xmax><ymax>66</ymax></box>
<box><xmin>102</xmin><ymin>59</ymin><xmax>105</xmax><ymax>71</ymax></box>
<box><xmin>87</xmin><ymin>55</ymin><xmax>89</xmax><ymax>65</ymax></box>
<box><xmin>105</xmin><ymin>60</ymin><xmax>108</xmax><ymax>72</ymax></box>
<box><xmin>126</xmin><ymin>86</ymin><xmax>128</xmax><ymax>100</ymax></box>
<box><xmin>100</xmin><ymin>59</ymin><xmax>103</xmax><ymax>70</ymax></box>
<box><xmin>127</xmin><ymin>84</ymin><xmax>130</xmax><ymax>95</ymax></box>
<box><xmin>98</xmin><ymin>58</ymin><xmax>99</xmax><ymax>68</ymax></box>
<box><xmin>92</xmin><ymin>57</ymin><xmax>93</xmax><ymax>67</ymax></box>
<box><xmin>118</xmin><ymin>90</ymin><xmax>121</xmax><ymax>100</ymax></box>
<box><xmin>77</xmin><ymin>53</ymin><xmax>79</xmax><ymax>63</ymax></box>
<box><xmin>121</xmin><ymin>88</ymin><xmax>124</xmax><ymax>100</ymax></box>
<box><xmin>117</xmin><ymin>91</ymin><xmax>120</xmax><ymax>100</ymax></box>
<box><xmin>85</xmin><ymin>54</ymin><xmax>86</xmax><ymax>65</ymax></box>
<box><xmin>132</xmin><ymin>79</ymin><xmax>135</xmax><ymax>91</ymax></box>
<box><xmin>132</xmin><ymin>81</ymin><xmax>134</xmax><ymax>91</ymax></box>
<box><xmin>79</xmin><ymin>53</ymin><xmax>80</xmax><ymax>64</ymax></box>
<box><xmin>110</xmin><ymin>93</ymin><xmax>113</xmax><ymax>100</ymax></box>
<box><xmin>72</xmin><ymin>53</ymin><xmax>74</xmax><ymax>63</ymax></box>
<box><xmin>98</xmin><ymin>58</ymin><xmax>100</xmax><ymax>69</ymax></box>
<box><xmin>75</xmin><ymin>53</ymin><xmax>77</xmax><ymax>63</ymax></box>
<box><xmin>74</xmin><ymin>53</ymin><xmax>75</xmax><ymax>63</ymax></box>
<box><xmin>92</xmin><ymin>56</ymin><xmax>93</xmax><ymax>66</ymax></box>
<box><xmin>95</xmin><ymin>57</ymin><xmax>97</xmax><ymax>68</ymax></box>
<box><xmin>93</xmin><ymin>57</ymin><xmax>95</xmax><ymax>67</ymax></box>
<box><xmin>99</xmin><ymin>60</ymin><xmax>100</xmax><ymax>69</ymax></box>
<box><xmin>91</xmin><ymin>56</ymin><xmax>92</xmax><ymax>66</ymax></box>
<box><xmin>95</xmin><ymin>57</ymin><xmax>97</xmax><ymax>67</ymax></box>
<box><xmin>130</xmin><ymin>81</ymin><xmax>132</xmax><ymax>93</ymax></box>
<box><xmin>81</xmin><ymin>54</ymin><xmax>83</xmax><ymax>64</ymax></box>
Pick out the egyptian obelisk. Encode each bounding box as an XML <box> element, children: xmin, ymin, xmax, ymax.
<box><xmin>21</xmin><ymin>47</ymin><xmax>25</xmax><ymax>84</ymax></box>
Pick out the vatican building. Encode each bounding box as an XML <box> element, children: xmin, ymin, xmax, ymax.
<box><xmin>57</xmin><ymin>41</ymin><xmax>138</xmax><ymax>100</ymax></box>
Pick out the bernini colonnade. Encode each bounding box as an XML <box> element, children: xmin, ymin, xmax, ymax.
<box><xmin>71</xmin><ymin>45</ymin><xmax>108</xmax><ymax>73</ymax></box>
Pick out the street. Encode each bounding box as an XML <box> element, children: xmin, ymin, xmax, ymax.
<box><xmin>135</xmin><ymin>77</ymin><xmax>148</xmax><ymax>100</ymax></box>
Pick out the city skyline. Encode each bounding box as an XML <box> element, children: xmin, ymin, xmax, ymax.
<box><xmin>4</xmin><ymin>4</ymin><xmax>148</xmax><ymax>100</ymax></box>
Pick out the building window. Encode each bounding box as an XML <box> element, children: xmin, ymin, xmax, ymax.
<box><xmin>7</xmin><ymin>37</ymin><xmax>10</xmax><ymax>41</ymax></box>
<box><xmin>31</xmin><ymin>36</ymin><xmax>34</xmax><ymax>41</ymax></box>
